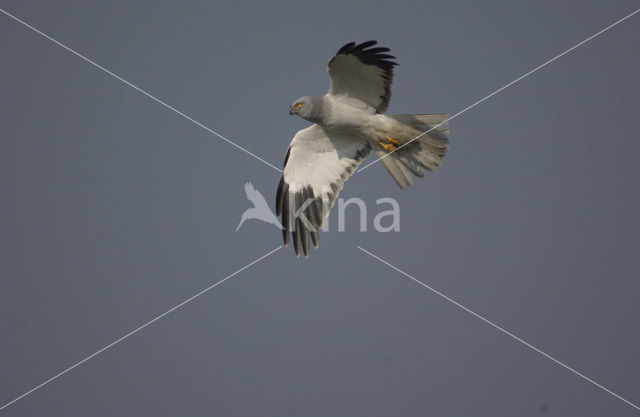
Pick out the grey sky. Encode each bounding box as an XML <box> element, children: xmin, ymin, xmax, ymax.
<box><xmin>1</xmin><ymin>1</ymin><xmax>639</xmax><ymax>416</ymax></box>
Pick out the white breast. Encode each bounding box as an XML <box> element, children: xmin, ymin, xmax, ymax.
<box><xmin>322</xmin><ymin>94</ymin><xmax>385</xmax><ymax>136</ymax></box>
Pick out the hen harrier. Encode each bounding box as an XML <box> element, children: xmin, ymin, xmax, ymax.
<box><xmin>276</xmin><ymin>41</ymin><xmax>450</xmax><ymax>257</ymax></box>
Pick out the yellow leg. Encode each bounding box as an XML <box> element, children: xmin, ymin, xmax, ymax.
<box><xmin>378</xmin><ymin>131</ymin><xmax>401</xmax><ymax>151</ymax></box>
<box><xmin>379</xmin><ymin>141</ymin><xmax>396</xmax><ymax>151</ymax></box>
<box><xmin>387</xmin><ymin>137</ymin><xmax>401</xmax><ymax>146</ymax></box>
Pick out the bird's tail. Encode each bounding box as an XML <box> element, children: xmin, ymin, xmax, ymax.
<box><xmin>374</xmin><ymin>113</ymin><xmax>449</xmax><ymax>189</ymax></box>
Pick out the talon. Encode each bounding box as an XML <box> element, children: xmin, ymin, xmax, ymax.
<box><xmin>378</xmin><ymin>140</ymin><xmax>396</xmax><ymax>152</ymax></box>
<box><xmin>379</xmin><ymin>130</ymin><xmax>401</xmax><ymax>147</ymax></box>
<box><xmin>378</xmin><ymin>130</ymin><xmax>401</xmax><ymax>151</ymax></box>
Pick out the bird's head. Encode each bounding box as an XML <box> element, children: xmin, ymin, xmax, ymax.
<box><xmin>289</xmin><ymin>96</ymin><xmax>313</xmax><ymax>118</ymax></box>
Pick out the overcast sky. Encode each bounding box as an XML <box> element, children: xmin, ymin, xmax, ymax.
<box><xmin>1</xmin><ymin>1</ymin><xmax>639</xmax><ymax>416</ymax></box>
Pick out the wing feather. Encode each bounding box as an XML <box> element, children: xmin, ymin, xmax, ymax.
<box><xmin>327</xmin><ymin>40</ymin><xmax>397</xmax><ymax>113</ymax></box>
<box><xmin>276</xmin><ymin>125</ymin><xmax>370</xmax><ymax>257</ymax></box>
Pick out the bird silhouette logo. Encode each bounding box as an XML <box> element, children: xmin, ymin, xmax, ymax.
<box><xmin>236</xmin><ymin>182</ymin><xmax>283</xmax><ymax>231</ymax></box>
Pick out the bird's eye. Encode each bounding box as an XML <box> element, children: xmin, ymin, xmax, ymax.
<box><xmin>296</xmin><ymin>103</ymin><xmax>303</xmax><ymax>108</ymax></box>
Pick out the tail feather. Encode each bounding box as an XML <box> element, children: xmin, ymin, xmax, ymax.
<box><xmin>375</xmin><ymin>113</ymin><xmax>449</xmax><ymax>188</ymax></box>
<box><xmin>390</xmin><ymin>113</ymin><xmax>450</xmax><ymax>137</ymax></box>
<box><xmin>374</xmin><ymin>146</ymin><xmax>410</xmax><ymax>189</ymax></box>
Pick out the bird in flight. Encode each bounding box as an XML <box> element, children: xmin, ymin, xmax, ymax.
<box><xmin>276</xmin><ymin>41</ymin><xmax>449</xmax><ymax>257</ymax></box>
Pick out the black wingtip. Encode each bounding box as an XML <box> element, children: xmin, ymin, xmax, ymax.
<box><xmin>310</xmin><ymin>230</ymin><xmax>319</xmax><ymax>248</ymax></box>
<box><xmin>335</xmin><ymin>40</ymin><xmax>397</xmax><ymax>69</ymax></box>
<box><xmin>352</xmin><ymin>40</ymin><xmax>378</xmax><ymax>51</ymax></box>
<box><xmin>337</xmin><ymin>41</ymin><xmax>356</xmax><ymax>55</ymax></box>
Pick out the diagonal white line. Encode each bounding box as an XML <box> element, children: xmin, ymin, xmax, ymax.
<box><xmin>356</xmin><ymin>245</ymin><xmax>640</xmax><ymax>412</ymax></box>
<box><xmin>0</xmin><ymin>7</ymin><xmax>282</xmax><ymax>173</ymax></box>
<box><xmin>357</xmin><ymin>7</ymin><xmax>640</xmax><ymax>173</ymax></box>
<box><xmin>0</xmin><ymin>245</ymin><xmax>282</xmax><ymax>411</ymax></box>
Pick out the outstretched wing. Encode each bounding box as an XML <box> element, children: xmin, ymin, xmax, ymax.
<box><xmin>327</xmin><ymin>40</ymin><xmax>397</xmax><ymax>113</ymax></box>
<box><xmin>276</xmin><ymin>125</ymin><xmax>371</xmax><ymax>257</ymax></box>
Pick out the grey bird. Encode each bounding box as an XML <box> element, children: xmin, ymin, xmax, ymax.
<box><xmin>276</xmin><ymin>40</ymin><xmax>450</xmax><ymax>257</ymax></box>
